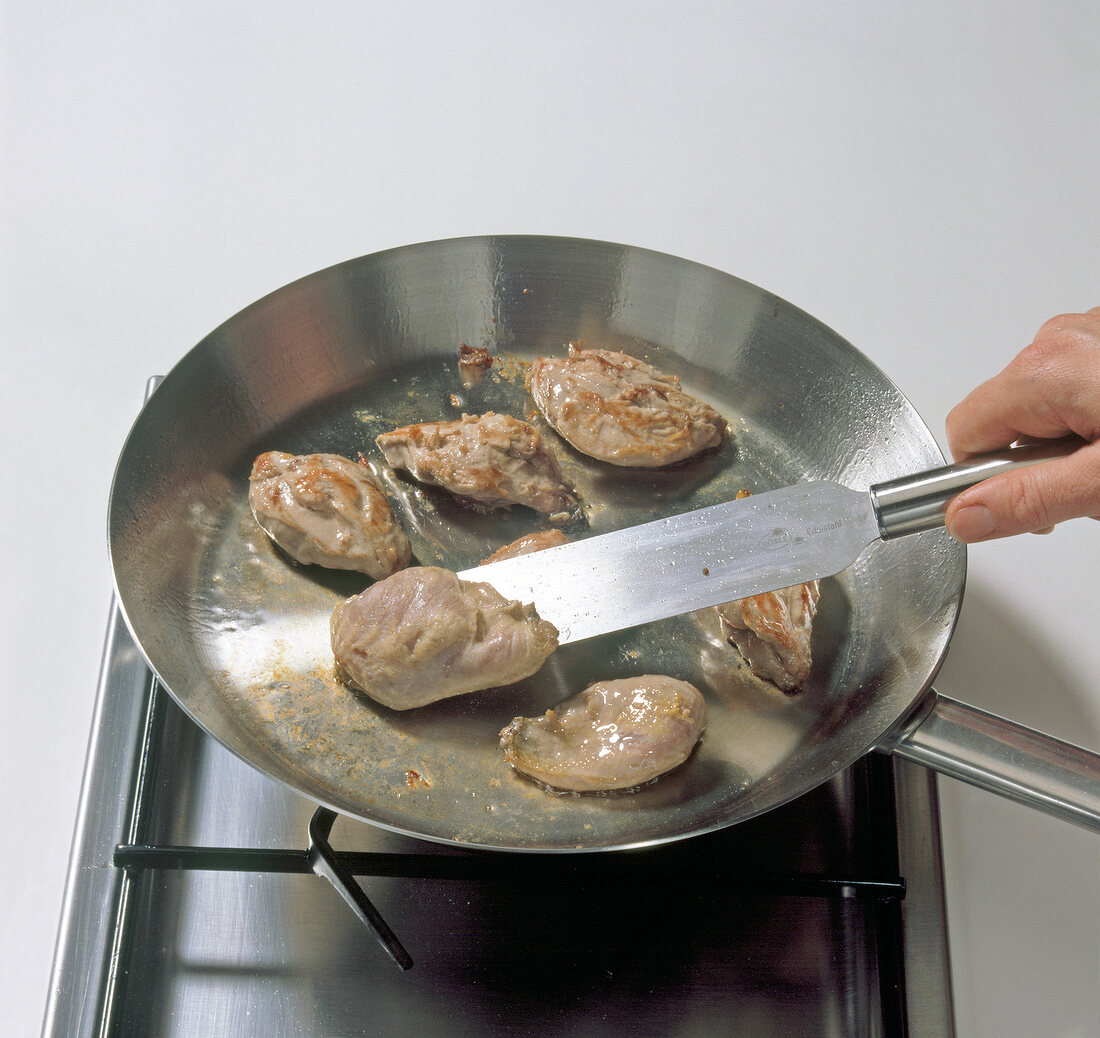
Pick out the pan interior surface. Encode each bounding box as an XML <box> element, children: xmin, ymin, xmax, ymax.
<box><xmin>109</xmin><ymin>236</ymin><xmax>964</xmax><ymax>851</ymax></box>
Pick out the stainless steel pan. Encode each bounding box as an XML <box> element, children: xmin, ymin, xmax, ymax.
<box><xmin>109</xmin><ymin>235</ymin><xmax>1100</xmax><ymax>850</ymax></box>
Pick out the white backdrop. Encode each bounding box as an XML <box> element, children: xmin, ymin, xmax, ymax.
<box><xmin>4</xmin><ymin>4</ymin><xmax>1098</xmax><ymax>1036</ymax></box>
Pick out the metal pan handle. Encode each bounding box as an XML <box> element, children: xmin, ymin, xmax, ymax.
<box><xmin>879</xmin><ymin>690</ymin><xmax>1100</xmax><ymax>832</ymax></box>
<box><xmin>870</xmin><ymin>436</ymin><xmax>1085</xmax><ymax>538</ymax></box>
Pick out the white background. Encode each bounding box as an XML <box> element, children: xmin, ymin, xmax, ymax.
<box><xmin>3</xmin><ymin>3</ymin><xmax>1098</xmax><ymax>1035</ymax></box>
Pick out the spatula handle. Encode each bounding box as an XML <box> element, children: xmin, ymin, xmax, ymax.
<box><xmin>870</xmin><ymin>436</ymin><xmax>1085</xmax><ymax>539</ymax></box>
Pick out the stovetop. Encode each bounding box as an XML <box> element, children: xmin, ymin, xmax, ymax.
<box><xmin>44</xmin><ymin>604</ymin><xmax>954</xmax><ymax>1037</ymax></box>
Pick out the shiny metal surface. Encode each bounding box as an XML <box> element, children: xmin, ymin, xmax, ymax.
<box><xmin>886</xmin><ymin>692</ymin><xmax>1100</xmax><ymax>831</ymax></box>
<box><xmin>42</xmin><ymin>604</ymin><xmax>155</xmax><ymax>1038</ymax></box>
<box><xmin>109</xmin><ymin>235</ymin><xmax>968</xmax><ymax>851</ymax></box>
<box><xmin>891</xmin><ymin>757</ymin><xmax>956</xmax><ymax>1037</ymax></box>
<box><xmin>464</xmin><ymin>481</ymin><xmax>882</xmax><ymax>642</ymax></box>
<box><xmin>871</xmin><ymin>436</ymin><xmax>1086</xmax><ymax>538</ymax></box>
<box><xmin>46</xmin><ymin>607</ymin><xmax>956</xmax><ymax>1037</ymax></box>
<box><xmin>470</xmin><ymin>438</ymin><xmax>1085</xmax><ymax>643</ymax></box>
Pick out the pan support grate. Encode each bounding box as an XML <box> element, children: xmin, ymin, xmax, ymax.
<box><xmin>108</xmin><ymin>673</ymin><xmax>909</xmax><ymax>979</ymax></box>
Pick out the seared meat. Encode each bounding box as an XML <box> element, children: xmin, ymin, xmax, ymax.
<box><xmin>480</xmin><ymin>529</ymin><xmax>569</xmax><ymax>565</ymax></box>
<box><xmin>248</xmin><ymin>451</ymin><xmax>411</xmax><ymax>578</ymax></box>
<box><xmin>499</xmin><ymin>675</ymin><xmax>706</xmax><ymax>792</ymax></box>
<box><xmin>458</xmin><ymin>343</ymin><xmax>493</xmax><ymax>382</ymax></box>
<box><xmin>526</xmin><ymin>344</ymin><xmax>727</xmax><ymax>467</ymax></box>
<box><xmin>715</xmin><ymin>581</ymin><xmax>820</xmax><ymax>692</ymax></box>
<box><xmin>376</xmin><ymin>412</ymin><xmax>580</xmax><ymax>522</ymax></box>
<box><xmin>330</xmin><ymin>566</ymin><xmax>559</xmax><ymax>710</ymax></box>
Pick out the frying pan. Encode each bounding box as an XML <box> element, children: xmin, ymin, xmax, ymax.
<box><xmin>109</xmin><ymin>235</ymin><xmax>1100</xmax><ymax>850</ymax></box>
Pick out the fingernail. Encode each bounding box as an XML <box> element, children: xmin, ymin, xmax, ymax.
<box><xmin>948</xmin><ymin>504</ymin><xmax>996</xmax><ymax>542</ymax></box>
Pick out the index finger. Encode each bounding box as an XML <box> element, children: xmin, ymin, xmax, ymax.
<box><xmin>946</xmin><ymin>308</ymin><xmax>1100</xmax><ymax>460</ymax></box>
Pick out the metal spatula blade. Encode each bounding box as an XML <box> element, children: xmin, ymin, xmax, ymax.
<box><xmin>460</xmin><ymin>439</ymin><xmax>1078</xmax><ymax>644</ymax></box>
<box><xmin>461</xmin><ymin>481</ymin><xmax>879</xmax><ymax>643</ymax></box>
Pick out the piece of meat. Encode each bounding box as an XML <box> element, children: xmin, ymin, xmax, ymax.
<box><xmin>526</xmin><ymin>344</ymin><xmax>728</xmax><ymax>467</ymax></box>
<box><xmin>458</xmin><ymin>343</ymin><xmax>493</xmax><ymax>382</ymax></box>
<box><xmin>330</xmin><ymin>566</ymin><xmax>559</xmax><ymax>710</ymax></box>
<box><xmin>248</xmin><ymin>451</ymin><xmax>411</xmax><ymax>578</ymax></box>
<box><xmin>715</xmin><ymin>581</ymin><xmax>820</xmax><ymax>692</ymax></box>
<box><xmin>376</xmin><ymin>412</ymin><xmax>580</xmax><ymax>522</ymax></box>
<box><xmin>480</xmin><ymin>529</ymin><xmax>569</xmax><ymax>565</ymax></box>
<box><xmin>499</xmin><ymin>676</ymin><xmax>706</xmax><ymax>792</ymax></box>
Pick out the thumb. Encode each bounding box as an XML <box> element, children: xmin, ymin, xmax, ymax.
<box><xmin>944</xmin><ymin>443</ymin><xmax>1100</xmax><ymax>542</ymax></box>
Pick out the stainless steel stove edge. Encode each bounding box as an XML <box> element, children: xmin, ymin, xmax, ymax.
<box><xmin>893</xmin><ymin>756</ymin><xmax>957</xmax><ymax>1038</ymax></box>
<box><xmin>43</xmin><ymin>604</ymin><xmax>155</xmax><ymax>1038</ymax></box>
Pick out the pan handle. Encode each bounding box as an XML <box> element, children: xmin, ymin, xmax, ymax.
<box><xmin>879</xmin><ymin>689</ymin><xmax>1100</xmax><ymax>832</ymax></box>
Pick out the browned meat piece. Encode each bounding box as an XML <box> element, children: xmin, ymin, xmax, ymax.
<box><xmin>376</xmin><ymin>412</ymin><xmax>580</xmax><ymax>522</ymax></box>
<box><xmin>715</xmin><ymin>581</ymin><xmax>820</xmax><ymax>692</ymax></box>
<box><xmin>330</xmin><ymin>566</ymin><xmax>559</xmax><ymax>710</ymax></box>
<box><xmin>526</xmin><ymin>344</ymin><xmax>728</xmax><ymax>467</ymax></box>
<box><xmin>248</xmin><ymin>451</ymin><xmax>411</xmax><ymax>578</ymax></box>
<box><xmin>499</xmin><ymin>676</ymin><xmax>706</xmax><ymax>792</ymax></box>
<box><xmin>480</xmin><ymin>529</ymin><xmax>569</xmax><ymax>565</ymax></box>
<box><xmin>458</xmin><ymin>343</ymin><xmax>493</xmax><ymax>382</ymax></box>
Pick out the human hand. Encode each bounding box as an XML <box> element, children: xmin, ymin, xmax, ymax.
<box><xmin>944</xmin><ymin>306</ymin><xmax>1100</xmax><ymax>542</ymax></box>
